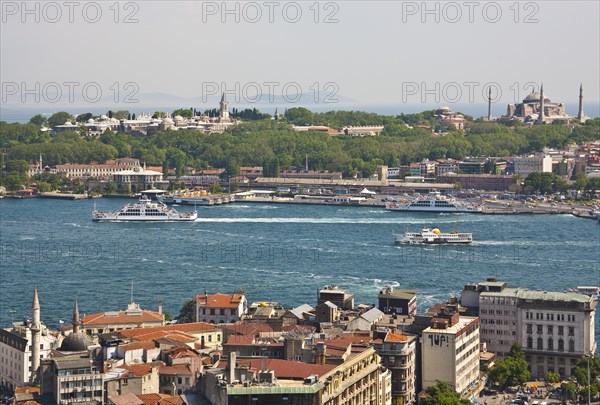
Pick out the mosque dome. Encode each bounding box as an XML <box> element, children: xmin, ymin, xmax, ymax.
<box><xmin>60</xmin><ymin>332</ymin><xmax>93</xmax><ymax>352</ymax></box>
<box><xmin>524</xmin><ymin>92</ymin><xmax>550</xmax><ymax>103</ymax></box>
<box><xmin>162</xmin><ymin>117</ymin><xmax>174</xmax><ymax>125</ymax></box>
<box><xmin>100</xmin><ymin>114</ymin><xmax>109</xmax><ymax>120</ymax></box>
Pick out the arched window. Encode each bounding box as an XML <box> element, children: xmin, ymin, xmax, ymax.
<box><xmin>568</xmin><ymin>340</ymin><xmax>575</xmax><ymax>352</ymax></box>
<box><xmin>527</xmin><ymin>337</ymin><xmax>533</xmax><ymax>349</ymax></box>
<box><xmin>548</xmin><ymin>338</ymin><xmax>553</xmax><ymax>351</ymax></box>
<box><xmin>537</xmin><ymin>338</ymin><xmax>543</xmax><ymax>350</ymax></box>
<box><xmin>558</xmin><ymin>339</ymin><xmax>564</xmax><ymax>351</ymax></box>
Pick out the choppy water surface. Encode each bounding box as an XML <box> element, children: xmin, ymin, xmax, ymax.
<box><xmin>0</xmin><ymin>198</ymin><xmax>598</xmax><ymax>337</ymax></box>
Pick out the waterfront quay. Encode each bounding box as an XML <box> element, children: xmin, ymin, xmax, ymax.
<box><xmin>235</xmin><ymin>192</ymin><xmax>599</xmax><ymax>218</ymax></box>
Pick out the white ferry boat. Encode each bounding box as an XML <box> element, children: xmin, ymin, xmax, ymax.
<box><xmin>92</xmin><ymin>196</ymin><xmax>197</xmax><ymax>222</ymax></box>
<box><xmin>394</xmin><ymin>227</ymin><xmax>473</xmax><ymax>244</ymax></box>
<box><xmin>386</xmin><ymin>192</ymin><xmax>481</xmax><ymax>213</ymax></box>
<box><xmin>564</xmin><ymin>286</ymin><xmax>600</xmax><ymax>299</ymax></box>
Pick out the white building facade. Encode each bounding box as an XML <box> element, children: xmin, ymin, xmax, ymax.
<box><xmin>422</xmin><ymin>315</ymin><xmax>480</xmax><ymax>396</ymax></box>
<box><xmin>478</xmin><ymin>285</ymin><xmax>596</xmax><ymax>378</ymax></box>
<box><xmin>0</xmin><ymin>325</ymin><xmax>57</xmax><ymax>390</ymax></box>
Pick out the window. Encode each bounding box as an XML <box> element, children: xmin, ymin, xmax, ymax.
<box><xmin>231</xmin><ymin>309</ymin><xmax>236</xmax><ymax>315</ymax></box>
<box><xmin>558</xmin><ymin>326</ymin><xmax>564</xmax><ymax>335</ymax></box>
<box><xmin>220</xmin><ymin>309</ymin><xmax>225</xmax><ymax>315</ymax></box>
<box><xmin>537</xmin><ymin>325</ymin><xmax>543</xmax><ymax>334</ymax></box>
<box><xmin>558</xmin><ymin>339</ymin><xmax>564</xmax><ymax>351</ymax></box>
<box><xmin>537</xmin><ymin>338</ymin><xmax>543</xmax><ymax>350</ymax></box>
<box><xmin>568</xmin><ymin>327</ymin><xmax>574</xmax><ymax>337</ymax></box>
<box><xmin>548</xmin><ymin>338</ymin><xmax>553</xmax><ymax>351</ymax></box>
<box><xmin>568</xmin><ymin>340</ymin><xmax>575</xmax><ymax>352</ymax></box>
<box><xmin>210</xmin><ymin>309</ymin><xmax>215</xmax><ymax>315</ymax></box>
<box><xmin>527</xmin><ymin>336</ymin><xmax>532</xmax><ymax>349</ymax></box>
<box><xmin>526</xmin><ymin>324</ymin><xmax>532</xmax><ymax>333</ymax></box>
<box><xmin>547</xmin><ymin>325</ymin><xmax>553</xmax><ymax>334</ymax></box>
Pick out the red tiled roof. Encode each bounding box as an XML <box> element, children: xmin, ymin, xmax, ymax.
<box><xmin>83</xmin><ymin>310</ymin><xmax>163</xmax><ymax>326</ymax></box>
<box><xmin>166</xmin><ymin>347</ymin><xmax>200</xmax><ymax>358</ymax></box>
<box><xmin>323</xmin><ymin>336</ymin><xmax>372</xmax><ymax>350</ymax></box>
<box><xmin>15</xmin><ymin>387</ymin><xmax>40</xmax><ymax>394</ymax></box>
<box><xmin>282</xmin><ymin>325</ymin><xmax>316</xmax><ymax>333</ymax></box>
<box><xmin>118</xmin><ymin>323</ymin><xmax>216</xmax><ymax>340</ymax></box>
<box><xmin>384</xmin><ymin>332</ymin><xmax>409</xmax><ymax>343</ymax></box>
<box><xmin>237</xmin><ymin>359</ymin><xmax>335</xmax><ymax>379</ymax></box>
<box><xmin>160</xmin><ymin>364</ymin><xmax>192</xmax><ymax>376</ymax></box>
<box><xmin>136</xmin><ymin>393</ymin><xmax>184</xmax><ymax>405</ymax></box>
<box><xmin>122</xmin><ymin>363</ymin><xmax>159</xmax><ymax>377</ymax></box>
<box><xmin>120</xmin><ymin>341</ymin><xmax>157</xmax><ymax>352</ymax></box>
<box><xmin>196</xmin><ymin>293</ymin><xmax>244</xmax><ymax>309</ymax></box>
<box><xmin>108</xmin><ymin>392</ymin><xmax>144</xmax><ymax>405</ymax></box>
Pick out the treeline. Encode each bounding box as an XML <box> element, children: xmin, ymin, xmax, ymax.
<box><xmin>0</xmin><ymin>111</ymin><xmax>598</xmax><ymax>179</ymax></box>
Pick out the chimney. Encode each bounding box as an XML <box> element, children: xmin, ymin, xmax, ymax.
<box><xmin>229</xmin><ymin>352</ymin><xmax>236</xmax><ymax>383</ymax></box>
<box><xmin>315</xmin><ymin>342</ymin><xmax>326</xmax><ymax>365</ymax></box>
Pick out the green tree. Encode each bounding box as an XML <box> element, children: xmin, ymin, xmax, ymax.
<box><xmin>29</xmin><ymin>114</ymin><xmax>47</xmax><ymax>126</ymax></box>
<box><xmin>546</xmin><ymin>371</ymin><xmax>560</xmax><ymax>383</ymax></box>
<box><xmin>210</xmin><ymin>182</ymin><xmax>221</xmax><ymax>194</ymax></box>
<box><xmin>5</xmin><ymin>160</ymin><xmax>30</xmax><ymax>175</ymax></box>
<box><xmin>48</xmin><ymin>111</ymin><xmax>74</xmax><ymax>127</ymax></box>
<box><xmin>421</xmin><ymin>381</ymin><xmax>469</xmax><ymax>405</ymax></box>
<box><xmin>104</xmin><ymin>182</ymin><xmax>116</xmax><ymax>195</ymax></box>
<box><xmin>112</xmin><ymin>110</ymin><xmax>130</xmax><ymax>120</ymax></box>
<box><xmin>284</xmin><ymin>107</ymin><xmax>314</xmax><ymax>125</ymax></box>
<box><xmin>574</xmin><ymin>172</ymin><xmax>588</xmax><ymax>190</ymax></box>
<box><xmin>172</xmin><ymin>108</ymin><xmax>194</xmax><ymax>118</ymax></box>
<box><xmin>176</xmin><ymin>299</ymin><xmax>195</xmax><ymax>323</ymax></box>
<box><xmin>37</xmin><ymin>181</ymin><xmax>53</xmax><ymax>192</ymax></box>
<box><xmin>76</xmin><ymin>113</ymin><xmax>94</xmax><ymax>122</ymax></box>
<box><xmin>225</xmin><ymin>159</ymin><xmax>240</xmax><ymax>177</ymax></box>
<box><xmin>488</xmin><ymin>343</ymin><xmax>531</xmax><ymax>388</ymax></box>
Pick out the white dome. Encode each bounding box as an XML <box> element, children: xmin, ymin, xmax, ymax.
<box><xmin>64</xmin><ymin>121</ymin><xmax>73</xmax><ymax>126</ymax></box>
<box><xmin>163</xmin><ymin>118</ymin><xmax>174</xmax><ymax>124</ymax></box>
<box><xmin>87</xmin><ymin>118</ymin><xmax>94</xmax><ymax>123</ymax></box>
<box><xmin>100</xmin><ymin>114</ymin><xmax>109</xmax><ymax>120</ymax></box>
<box><xmin>174</xmin><ymin>115</ymin><xmax>184</xmax><ymax>121</ymax></box>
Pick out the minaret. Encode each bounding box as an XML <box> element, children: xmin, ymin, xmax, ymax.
<box><xmin>219</xmin><ymin>92</ymin><xmax>229</xmax><ymax>121</ymax></box>
<box><xmin>30</xmin><ymin>287</ymin><xmax>41</xmax><ymax>382</ymax></box>
<box><xmin>72</xmin><ymin>299</ymin><xmax>80</xmax><ymax>334</ymax></box>
<box><xmin>577</xmin><ymin>84</ymin><xmax>584</xmax><ymax>123</ymax></box>
<box><xmin>537</xmin><ymin>84</ymin><xmax>545</xmax><ymax>124</ymax></box>
<box><xmin>487</xmin><ymin>87</ymin><xmax>492</xmax><ymax>121</ymax></box>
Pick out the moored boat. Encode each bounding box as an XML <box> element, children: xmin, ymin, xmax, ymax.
<box><xmin>386</xmin><ymin>191</ymin><xmax>481</xmax><ymax>213</ymax></box>
<box><xmin>92</xmin><ymin>196</ymin><xmax>197</xmax><ymax>222</ymax></box>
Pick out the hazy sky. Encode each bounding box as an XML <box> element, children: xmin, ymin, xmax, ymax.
<box><xmin>1</xmin><ymin>0</ymin><xmax>599</xmax><ymax>115</ymax></box>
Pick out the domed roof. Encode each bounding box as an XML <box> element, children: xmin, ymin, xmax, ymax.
<box><xmin>60</xmin><ymin>332</ymin><xmax>93</xmax><ymax>352</ymax></box>
<box><xmin>174</xmin><ymin>115</ymin><xmax>184</xmax><ymax>121</ymax></box>
<box><xmin>524</xmin><ymin>92</ymin><xmax>550</xmax><ymax>103</ymax></box>
<box><xmin>100</xmin><ymin>114</ymin><xmax>109</xmax><ymax>120</ymax></box>
<box><xmin>87</xmin><ymin>118</ymin><xmax>95</xmax><ymax>123</ymax></box>
<box><xmin>162</xmin><ymin>117</ymin><xmax>174</xmax><ymax>124</ymax></box>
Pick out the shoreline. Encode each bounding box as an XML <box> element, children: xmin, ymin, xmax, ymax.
<box><xmin>3</xmin><ymin>193</ymin><xmax>598</xmax><ymax>219</ymax></box>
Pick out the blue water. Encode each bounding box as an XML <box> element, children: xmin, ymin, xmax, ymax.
<box><xmin>0</xmin><ymin>198</ymin><xmax>598</xmax><ymax>337</ymax></box>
